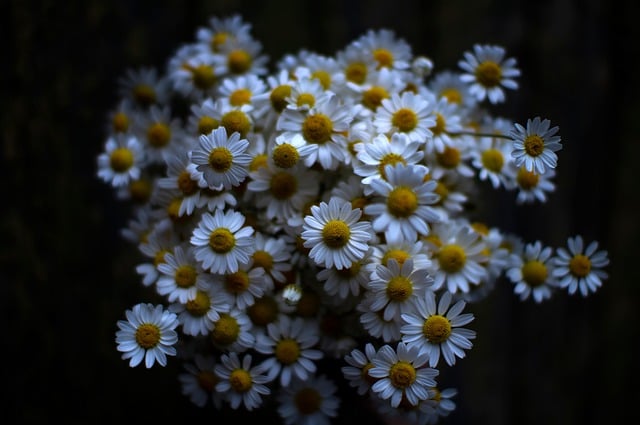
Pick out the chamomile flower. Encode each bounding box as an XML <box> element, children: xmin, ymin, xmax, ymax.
<box><xmin>285</xmin><ymin>76</ymin><xmax>331</xmax><ymax>112</ymax></box>
<box><xmin>210</xmin><ymin>308</ymin><xmax>255</xmax><ymax>352</ymax></box>
<box><xmin>135</xmin><ymin>104</ymin><xmax>185</xmax><ymax>165</ymax></box>
<box><xmin>276</xmin><ymin>374</ymin><xmax>340</xmax><ymax>425</ymax></box>
<box><xmin>458</xmin><ymin>44</ymin><xmax>520</xmax><ymax>104</ymax></box>
<box><xmin>373</xmin><ymin>91</ymin><xmax>436</xmax><ymax>142</ymax></box>
<box><xmin>195</xmin><ymin>14</ymin><xmax>253</xmax><ymax>54</ymax></box>
<box><xmin>356</xmin><ymin>28</ymin><xmax>413</xmax><ymax>71</ymax></box>
<box><xmin>186</xmin><ymin>97</ymin><xmax>220</xmax><ymax>137</ymax></box>
<box><xmin>214</xmin><ymin>351</ymin><xmax>273</xmax><ymax>411</ymax></box>
<box><xmin>357</xmin><ymin>292</ymin><xmax>402</xmax><ymax>342</ymax></box>
<box><xmin>368</xmin><ymin>342</ymin><xmax>438</xmax><ymax>408</ymax></box>
<box><xmin>513</xmin><ymin>166</ymin><xmax>556</xmax><ymax>204</ymax></box>
<box><xmin>135</xmin><ymin>221</ymin><xmax>179</xmax><ymax>287</ymax></box>
<box><xmin>189</xmin><ymin>126</ymin><xmax>252</xmax><ymax>190</ymax></box>
<box><xmin>510</xmin><ymin>117</ymin><xmax>563</xmax><ymax>175</ymax></box>
<box><xmin>156</xmin><ymin>150</ymin><xmax>201</xmax><ymax>217</ymax></box>
<box><xmin>190</xmin><ymin>208</ymin><xmax>255</xmax><ymax>274</ymax></box>
<box><xmin>428</xmin><ymin>70</ymin><xmax>475</xmax><ymax>108</ymax></box>
<box><xmin>170</xmin><ymin>49</ymin><xmax>226</xmax><ymax>100</ymax></box>
<box><xmin>424</xmin><ymin>387</ymin><xmax>458</xmax><ymax>424</ymax></box>
<box><xmin>364</xmin><ymin>163</ymin><xmax>442</xmax><ymax>244</ymax></box>
<box><xmin>269</xmin><ymin>133</ymin><xmax>316</xmax><ymax>170</ymax></box>
<box><xmin>168</xmin><ymin>284</ymin><xmax>233</xmax><ymax>336</ymax></box>
<box><xmin>341</xmin><ymin>342</ymin><xmax>379</xmax><ymax>395</ymax></box>
<box><xmin>97</xmin><ymin>133</ymin><xmax>146</xmax><ymax>188</ymax></box>
<box><xmin>211</xmin><ymin>260</ymin><xmax>268</xmax><ymax>310</ymax></box>
<box><xmin>553</xmin><ymin>235</ymin><xmax>610</xmax><ymax>296</ymax></box>
<box><xmin>217</xmin><ymin>73</ymin><xmax>271</xmax><ymax>118</ymax></box>
<box><xmin>368</xmin><ymin>239</ymin><xmax>432</xmax><ymax>272</ymax></box>
<box><xmin>426</xmin><ymin>95</ymin><xmax>464</xmax><ymax>154</ymax></box>
<box><xmin>178</xmin><ymin>354</ymin><xmax>224</xmax><ymax>408</ymax></box>
<box><xmin>316</xmin><ymin>248</ymin><xmax>373</xmax><ymax>298</ymax></box>
<box><xmin>400</xmin><ymin>290</ymin><xmax>476</xmax><ymax>367</ymax></box>
<box><xmin>115</xmin><ymin>303</ymin><xmax>179</xmax><ymax>368</ymax></box>
<box><xmin>255</xmin><ymin>315</ymin><xmax>323</xmax><ymax>386</ymax></box>
<box><xmin>471</xmin><ymin>134</ymin><xmax>516</xmax><ymax>190</ymax></box>
<box><xmin>506</xmin><ymin>240</ymin><xmax>557</xmax><ymax>303</ymax></box>
<box><xmin>156</xmin><ymin>243</ymin><xmax>212</xmax><ymax>303</ymax></box>
<box><xmin>117</xmin><ymin>66</ymin><xmax>170</xmax><ymax>108</ymax></box>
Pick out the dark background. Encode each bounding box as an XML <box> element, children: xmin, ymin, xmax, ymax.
<box><xmin>4</xmin><ymin>0</ymin><xmax>640</xmax><ymax>423</ymax></box>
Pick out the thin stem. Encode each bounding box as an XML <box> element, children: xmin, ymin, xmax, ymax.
<box><xmin>445</xmin><ymin>130</ymin><xmax>513</xmax><ymax>140</ymax></box>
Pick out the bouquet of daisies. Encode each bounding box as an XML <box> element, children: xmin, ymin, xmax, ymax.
<box><xmin>99</xmin><ymin>14</ymin><xmax>610</xmax><ymax>424</ymax></box>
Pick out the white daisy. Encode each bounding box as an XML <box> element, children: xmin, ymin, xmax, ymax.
<box><xmin>97</xmin><ymin>133</ymin><xmax>146</xmax><ymax>188</ymax></box>
<box><xmin>115</xmin><ymin>303</ymin><xmax>179</xmax><ymax>368</ymax></box>
<box><xmin>316</xmin><ymin>248</ymin><xmax>373</xmax><ymax>299</ymax></box>
<box><xmin>189</xmin><ymin>126</ymin><xmax>252</xmax><ymax>190</ymax></box>
<box><xmin>356</xmin><ymin>28</ymin><xmax>413</xmax><ymax>71</ymax></box>
<box><xmin>251</xmin><ymin>232</ymin><xmax>293</xmax><ymax>290</ymax></box>
<box><xmin>401</xmin><ymin>290</ymin><xmax>476</xmax><ymax>367</ymax></box>
<box><xmin>168</xmin><ymin>284</ymin><xmax>233</xmax><ymax>336</ymax></box>
<box><xmin>156</xmin><ymin>150</ymin><xmax>201</xmax><ymax>216</ymax></box>
<box><xmin>470</xmin><ymin>134</ymin><xmax>516</xmax><ymax>190</ymax></box>
<box><xmin>506</xmin><ymin>240</ymin><xmax>557</xmax><ymax>303</ymax></box>
<box><xmin>134</xmin><ymin>104</ymin><xmax>185</xmax><ymax>165</ymax></box>
<box><xmin>178</xmin><ymin>354</ymin><xmax>224</xmax><ymax>408</ymax></box>
<box><xmin>373</xmin><ymin>91</ymin><xmax>435</xmax><ymax>142</ymax></box>
<box><xmin>510</xmin><ymin>116</ymin><xmax>563</xmax><ymax>174</ymax></box>
<box><xmin>255</xmin><ymin>315</ymin><xmax>323</xmax><ymax>386</ymax></box>
<box><xmin>357</xmin><ymin>292</ymin><xmax>402</xmax><ymax>342</ymax></box>
<box><xmin>284</xmin><ymin>75</ymin><xmax>331</xmax><ymax>111</ymax></box>
<box><xmin>195</xmin><ymin>14</ymin><xmax>253</xmax><ymax>54</ymax></box>
<box><xmin>368</xmin><ymin>342</ymin><xmax>438</xmax><ymax>408</ymax></box>
<box><xmin>190</xmin><ymin>208</ymin><xmax>255</xmax><ymax>274</ymax></box>
<box><xmin>513</xmin><ymin>166</ymin><xmax>556</xmax><ymax>204</ymax></box>
<box><xmin>424</xmin><ymin>387</ymin><xmax>458</xmax><ymax>424</ymax></box>
<box><xmin>117</xmin><ymin>66</ymin><xmax>170</xmax><ymax>108</ymax></box>
<box><xmin>276</xmin><ymin>374</ymin><xmax>340</xmax><ymax>425</ymax></box>
<box><xmin>427</xmin><ymin>70</ymin><xmax>475</xmax><ymax>108</ymax></box>
<box><xmin>214</xmin><ymin>351</ymin><xmax>273</xmax><ymax>411</ymax></box>
<box><xmin>169</xmin><ymin>48</ymin><xmax>226</xmax><ymax>100</ymax></box>
<box><xmin>426</xmin><ymin>95</ymin><xmax>464</xmax><ymax>154</ymax></box>
<box><xmin>210</xmin><ymin>260</ymin><xmax>268</xmax><ymax>310</ymax></box>
<box><xmin>156</xmin><ymin>243</ymin><xmax>212</xmax><ymax>303</ymax></box>
<box><xmin>210</xmin><ymin>308</ymin><xmax>256</xmax><ymax>352</ymax></box>
<box><xmin>216</xmin><ymin>73</ymin><xmax>271</xmax><ymax>117</ymax></box>
<box><xmin>368</xmin><ymin>238</ymin><xmax>432</xmax><ymax>272</ymax></box>
<box><xmin>458</xmin><ymin>44</ymin><xmax>520</xmax><ymax>104</ymax></box>
<box><xmin>135</xmin><ymin>220</ymin><xmax>179</xmax><ymax>287</ymax></box>
<box><xmin>301</xmin><ymin>197</ymin><xmax>373</xmax><ymax>270</ymax></box>
<box><xmin>364</xmin><ymin>163</ymin><xmax>442</xmax><ymax>244</ymax></box>
<box><xmin>341</xmin><ymin>342</ymin><xmax>379</xmax><ymax>395</ymax></box>
<box><xmin>553</xmin><ymin>235</ymin><xmax>610</xmax><ymax>296</ymax></box>
<box><xmin>269</xmin><ymin>133</ymin><xmax>316</xmax><ymax>170</ymax></box>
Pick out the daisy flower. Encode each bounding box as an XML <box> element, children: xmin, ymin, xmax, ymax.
<box><xmin>216</xmin><ymin>73</ymin><xmax>271</xmax><ymax>117</ymax></box>
<box><xmin>373</xmin><ymin>91</ymin><xmax>436</xmax><ymax>143</ymax></box>
<box><xmin>214</xmin><ymin>352</ymin><xmax>273</xmax><ymax>411</ymax></box>
<box><xmin>195</xmin><ymin>14</ymin><xmax>253</xmax><ymax>54</ymax></box>
<box><xmin>510</xmin><ymin>116</ymin><xmax>563</xmax><ymax>174</ymax></box>
<box><xmin>458</xmin><ymin>44</ymin><xmax>520</xmax><ymax>104</ymax></box>
<box><xmin>97</xmin><ymin>133</ymin><xmax>146</xmax><ymax>188</ymax></box>
<box><xmin>269</xmin><ymin>133</ymin><xmax>316</xmax><ymax>170</ymax></box>
<box><xmin>513</xmin><ymin>166</ymin><xmax>556</xmax><ymax>204</ymax></box>
<box><xmin>506</xmin><ymin>240</ymin><xmax>557</xmax><ymax>303</ymax></box>
<box><xmin>210</xmin><ymin>308</ymin><xmax>256</xmax><ymax>352</ymax></box>
<box><xmin>168</xmin><ymin>284</ymin><xmax>233</xmax><ymax>336</ymax></box>
<box><xmin>135</xmin><ymin>104</ymin><xmax>185</xmax><ymax>165</ymax></box>
<box><xmin>553</xmin><ymin>235</ymin><xmax>610</xmax><ymax>296</ymax></box>
<box><xmin>301</xmin><ymin>197</ymin><xmax>373</xmax><ymax>270</ymax></box>
<box><xmin>427</xmin><ymin>70</ymin><xmax>475</xmax><ymax>108</ymax></box>
<box><xmin>357</xmin><ymin>292</ymin><xmax>402</xmax><ymax>342</ymax></box>
<box><xmin>368</xmin><ymin>342</ymin><xmax>439</xmax><ymax>408</ymax></box>
<box><xmin>470</xmin><ymin>134</ymin><xmax>517</xmax><ymax>190</ymax></box>
<box><xmin>250</xmin><ymin>232</ymin><xmax>293</xmax><ymax>290</ymax></box>
<box><xmin>426</xmin><ymin>95</ymin><xmax>464</xmax><ymax>154</ymax></box>
<box><xmin>341</xmin><ymin>342</ymin><xmax>380</xmax><ymax>395</ymax></box>
<box><xmin>178</xmin><ymin>354</ymin><xmax>224</xmax><ymax>408</ymax></box>
<box><xmin>190</xmin><ymin>208</ymin><xmax>255</xmax><ymax>274</ymax></box>
<box><xmin>368</xmin><ymin>239</ymin><xmax>432</xmax><ymax>272</ymax></box>
<box><xmin>210</xmin><ymin>260</ymin><xmax>268</xmax><ymax>310</ymax></box>
<box><xmin>316</xmin><ymin>249</ymin><xmax>374</xmax><ymax>299</ymax></box>
<box><xmin>115</xmin><ymin>303</ymin><xmax>179</xmax><ymax>368</ymax></box>
<box><xmin>135</xmin><ymin>220</ymin><xmax>179</xmax><ymax>287</ymax></box>
<box><xmin>117</xmin><ymin>66</ymin><xmax>170</xmax><ymax>108</ymax></box>
<box><xmin>346</xmin><ymin>67</ymin><xmax>405</xmax><ymax>113</ymax></box>
<box><xmin>356</xmin><ymin>28</ymin><xmax>413</xmax><ymax>71</ymax></box>
<box><xmin>156</xmin><ymin>151</ymin><xmax>201</xmax><ymax>217</ymax></box>
<box><xmin>276</xmin><ymin>374</ymin><xmax>340</xmax><ymax>425</ymax></box>
<box><xmin>189</xmin><ymin>126</ymin><xmax>252</xmax><ymax>190</ymax></box>
<box><xmin>424</xmin><ymin>387</ymin><xmax>457</xmax><ymax>424</ymax></box>
<box><xmin>185</xmin><ymin>97</ymin><xmax>219</xmax><ymax>137</ymax></box>
<box><xmin>156</xmin><ymin>243</ymin><xmax>213</xmax><ymax>303</ymax></box>
<box><xmin>400</xmin><ymin>290</ymin><xmax>476</xmax><ymax>367</ymax></box>
<box><xmin>254</xmin><ymin>315</ymin><xmax>324</xmax><ymax>386</ymax></box>
<box><xmin>169</xmin><ymin>48</ymin><xmax>226</xmax><ymax>100</ymax></box>
<box><xmin>364</xmin><ymin>163</ymin><xmax>442</xmax><ymax>244</ymax></box>
<box><xmin>284</xmin><ymin>75</ymin><xmax>331</xmax><ymax>112</ymax></box>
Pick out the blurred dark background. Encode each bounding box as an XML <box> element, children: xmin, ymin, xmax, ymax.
<box><xmin>4</xmin><ymin>0</ymin><xmax>640</xmax><ymax>423</ymax></box>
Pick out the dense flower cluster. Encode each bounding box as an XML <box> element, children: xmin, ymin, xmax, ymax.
<box><xmin>101</xmin><ymin>14</ymin><xmax>610</xmax><ymax>424</ymax></box>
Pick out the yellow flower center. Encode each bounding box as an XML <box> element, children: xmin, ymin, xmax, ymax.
<box><xmin>475</xmin><ymin>60</ymin><xmax>502</xmax><ymax>87</ymax></box>
<box><xmin>296</xmin><ymin>93</ymin><xmax>316</xmax><ymax>108</ymax></box>
<box><xmin>129</xmin><ymin>179</ymin><xmax>152</xmax><ymax>203</ymax></box>
<box><xmin>470</xmin><ymin>222</ymin><xmax>489</xmax><ymax>236</ymax></box>
<box><xmin>252</xmin><ymin>250</ymin><xmax>274</xmax><ymax>271</ymax></box>
<box><xmin>147</xmin><ymin>123</ymin><xmax>171</xmax><ymax>148</ymax></box>
<box><xmin>302</xmin><ymin>114</ymin><xmax>333</xmax><ymax>144</ymax></box>
<box><xmin>178</xmin><ymin>171</ymin><xmax>199</xmax><ymax>196</ymax></box>
<box><xmin>269</xmin><ymin>171</ymin><xmax>298</xmax><ymax>200</ymax></box>
<box><xmin>294</xmin><ymin>387</ymin><xmax>322</xmax><ymax>414</ymax></box>
<box><xmin>208</xmin><ymin>147</ymin><xmax>233</xmax><ymax>172</ymax></box>
<box><xmin>221</xmin><ymin>110</ymin><xmax>251</xmax><ymax>138</ymax></box>
<box><xmin>185</xmin><ymin>290</ymin><xmax>212</xmax><ymax>316</ymax></box>
<box><xmin>153</xmin><ymin>249</ymin><xmax>170</xmax><ymax>267</ymax></box>
<box><xmin>569</xmin><ymin>254</ymin><xmax>592</xmax><ymax>278</ymax></box>
<box><xmin>110</xmin><ymin>147</ymin><xmax>134</xmax><ymax>172</ymax></box>
<box><xmin>208</xmin><ymin>228</ymin><xmax>236</xmax><ymax>253</ymax></box>
<box><xmin>423</xmin><ymin>234</ymin><xmax>442</xmax><ymax>248</ymax></box>
<box><xmin>438</xmin><ymin>244</ymin><xmax>466</xmax><ymax>273</ymax></box>
<box><xmin>345</xmin><ymin>62</ymin><xmax>367</xmax><ymax>84</ymax></box>
<box><xmin>270</xmin><ymin>85</ymin><xmax>292</xmax><ymax>112</ymax></box>
<box><xmin>321</xmin><ymin>220</ymin><xmax>351</xmax><ymax>248</ymax></box>
<box><xmin>229</xmin><ymin>369</ymin><xmax>253</xmax><ymax>393</ymax></box>
<box><xmin>175</xmin><ymin>265</ymin><xmax>197</xmax><ymax>288</ymax></box>
<box><xmin>229</xmin><ymin>88</ymin><xmax>252</xmax><ymax>106</ymax></box>
<box><xmin>436</xmin><ymin>146</ymin><xmax>461</xmax><ymax>168</ymax></box>
<box><xmin>433</xmin><ymin>182</ymin><xmax>448</xmax><ymax>205</ymax></box>
<box><xmin>386</xmin><ymin>275</ymin><xmax>413</xmax><ymax>302</ymax></box>
<box><xmin>247</xmin><ymin>296</ymin><xmax>279</xmax><ymax>326</ymax></box>
<box><xmin>351</xmin><ymin>196</ymin><xmax>368</xmax><ymax>211</ymax></box>
<box><xmin>167</xmin><ymin>198</ymin><xmax>182</xmax><ymax>222</ymax></box>
<box><xmin>389</xmin><ymin>361</ymin><xmax>416</xmax><ymax>389</ymax></box>
<box><xmin>391</xmin><ymin>108</ymin><xmax>418</xmax><ymax>133</ymax></box>
<box><xmin>197</xmin><ymin>116</ymin><xmax>218</xmax><ymax>135</ymax></box>
<box><xmin>225</xmin><ymin>270</ymin><xmax>250</xmax><ymax>294</ymax></box>
<box><xmin>381</xmin><ymin>249</ymin><xmax>410</xmax><ymax>267</ymax></box>
<box><xmin>336</xmin><ymin>261</ymin><xmax>362</xmax><ymax>278</ymax></box>
<box><xmin>272</xmin><ymin>143</ymin><xmax>300</xmax><ymax>168</ymax></box>
<box><xmin>275</xmin><ymin>338</ymin><xmax>301</xmax><ymax>365</ymax></box>
<box><xmin>516</xmin><ymin>167</ymin><xmax>540</xmax><ymax>189</ymax></box>
<box><xmin>423</xmin><ymin>314</ymin><xmax>452</xmax><ymax>344</ymax></box>
<box><xmin>430</xmin><ymin>113</ymin><xmax>446</xmax><ymax>135</ymax></box>
<box><xmin>481</xmin><ymin>148</ymin><xmax>505</xmax><ymax>172</ymax></box>
<box><xmin>132</xmin><ymin>84</ymin><xmax>156</xmax><ymax>107</ymax></box>
<box><xmin>524</xmin><ymin>134</ymin><xmax>545</xmax><ymax>157</ymax></box>
<box><xmin>135</xmin><ymin>323</ymin><xmax>161</xmax><ymax>349</ymax></box>
<box><xmin>227</xmin><ymin>49</ymin><xmax>252</xmax><ymax>74</ymax></box>
<box><xmin>210</xmin><ymin>32</ymin><xmax>229</xmax><ymax>52</ymax></box>
<box><xmin>387</xmin><ymin>186</ymin><xmax>418</xmax><ymax>218</ymax></box>
<box><xmin>250</xmin><ymin>153</ymin><xmax>268</xmax><ymax>171</ymax></box>
<box><xmin>190</xmin><ymin>64</ymin><xmax>216</xmax><ymax>90</ymax></box>
<box><xmin>441</xmin><ymin>88</ymin><xmax>462</xmax><ymax>104</ymax></box>
<box><xmin>112</xmin><ymin>112</ymin><xmax>129</xmax><ymax>133</ymax></box>
<box><xmin>362</xmin><ymin>86</ymin><xmax>389</xmax><ymax>110</ymax></box>
<box><xmin>373</xmin><ymin>48</ymin><xmax>394</xmax><ymax>69</ymax></box>
<box><xmin>211</xmin><ymin>313</ymin><xmax>240</xmax><ymax>346</ymax></box>
<box><xmin>431</xmin><ymin>387</ymin><xmax>442</xmax><ymax>402</ymax></box>
<box><xmin>197</xmin><ymin>370</ymin><xmax>218</xmax><ymax>392</ymax></box>
<box><xmin>377</xmin><ymin>153</ymin><xmax>407</xmax><ymax>180</ymax></box>
<box><xmin>311</xmin><ymin>70</ymin><xmax>331</xmax><ymax>89</ymax></box>
<box><xmin>522</xmin><ymin>260</ymin><xmax>548</xmax><ymax>286</ymax></box>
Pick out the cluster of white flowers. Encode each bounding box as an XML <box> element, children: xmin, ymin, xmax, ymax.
<box><xmin>101</xmin><ymin>14</ymin><xmax>610</xmax><ymax>424</ymax></box>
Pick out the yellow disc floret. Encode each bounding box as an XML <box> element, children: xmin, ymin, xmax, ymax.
<box><xmin>190</xmin><ymin>64</ymin><xmax>217</xmax><ymax>90</ymax></box>
<box><xmin>569</xmin><ymin>254</ymin><xmax>592</xmax><ymax>278</ymax></box>
<box><xmin>382</xmin><ymin>249</ymin><xmax>410</xmax><ymax>267</ymax></box>
<box><xmin>475</xmin><ymin>61</ymin><xmax>502</xmax><ymax>87</ymax></box>
<box><xmin>270</xmin><ymin>171</ymin><xmax>297</xmax><ymax>200</ymax></box>
<box><xmin>378</xmin><ymin>153</ymin><xmax>406</xmax><ymax>180</ymax></box>
<box><xmin>272</xmin><ymin>143</ymin><xmax>300</xmax><ymax>168</ymax></box>
<box><xmin>175</xmin><ymin>265</ymin><xmax>197</xmax><ymax>288</ymax></box>
<box><xmin>270</xmin><ymin>85</ymin><xmax>291</xmax><ymax>112</ymax></box>
<box><xmin>345</xmin><ymin>62</ymin><xmax>367</xmax><ymax>84</ymax></box>
<box><xmin>389</xmin><ymin>361</ymin><xmax>416</xmax><ymax>389</ymax></box>
<box><xmin>135</xmin><ymin>323</ymin><xmax>161</xmax><ymax>349</ymax></box>
<box><xmin>524</xmin><ymin>134</ymin><xmax>545</xmax><ymax>157</ymax></box>
<box><xmin>373</xmin><ymin>48</ymin><xmax>394</xmax><ymax>69</ymax></box>
<box><xmin>386</xmin><ymin>275</ymin><xmax>413</xmax><ymax>302</ymax></box>
<box><xmin>208</xmin><ymin>147</ymin><xmax>233</xmax><ymax>172</ymax></box>
<box><xmin>430</xmin><ymin>113</ymin><xmax>446</xmax><ymax>135</ymax></box>
<box><xmin>229</xmin><ymin>369</ymin><xmax>253</xmax><ymax>393</ymax></box>
<box><xmin>302</xmin><ymin>114</ymin><xmax>333</xmax><ymax>144</ymax></box>
<box><xmin>221</xmin><ymin>110</ymin><xmax>251</xmax><ymax>138</ymax></box>
<box><xmin>275</xmin><ymin>338</ymin><xmax>300</xmax><ymax>365</ymax></box>
<box><xmin>521</xmin><ymin>260</ymin><xmax>548</xmax><ymax>287</ymax></box>
<box><xmin>198</xmin><ymin>116</ymin><xmax>218</xmax><ymax>135</ymax></box>
<box><xmin>387</xmin><ymin>186</ymin><xmax>418</xmax><ymax>218</ymax></box>
<box><xmin>229</xmin><ymin>88</ymin><xmax>252</xmax><ymax>106</ymax></box>
<box><xmin>391</xmin><ymin>108</ymin><xmax>418</xmax><ymax>133</ymax></box>
<box><xmin>423</xmin><ymin>314</ymin><xmax>452</xmax><ymax>343</ymax></box>
<box><xmin>322</xmin><ymin>220</ymin><xmax>351</xmax><ymax>248</ymax></box>
<box><xmin>112</xmin><ymin>112</ymin><xmax>129</xmax><ymax>133</ymax></box>
<box><xmin>185</xmin><ymin>290</ymin><xmax>211</xmax><ymax>316</ymax></box>
<box><xmin>227</xmin><ymin>49</ymin><xmax>252</xmax><ymax>74</ymax></box>
<box><xmin>209</xmin><ymin>228</ymin><xmax>236</xmax><ymax>253</ymax></box>
<box><xmin>110</xmin><ymin>148</ymin><xmax>134</xmax><ymax>172</ymax></box>
<box><xmin>516</xmin><ymin>167</ymin><xmax>540</xmax><ymax>189</ymax></box>
<box><xmin>147</xmin><ymin>122</ymin><xmax>171</xmax><ymax>148</ymax></box>
<box><xmin>362</xmin><ymin>86</ymin><xmax>389</xmax><ymax>110</ymax></box>
<box><xmin>481</xmin><ymin>148</ymin><xmax>505</xmax><ymax>172</ymax></box>
<box><xmin>225</xmin><ymin>270</ymin><xmax>250</xmax><ymax>294</ymax></box>
<box><xmin>252</xmin><ymin>250</ymin><xmax>274</xmax><ymax>272</ymax></box>
<box><xmin>438</xmin><ymin>244</ymin><xmax>466</xmax><ymax>273</ymax></box>
<box><xmin>436</xmin><ymin>146</ymin><xmax>461</xmax><ymax>169</ymax></box>
<box><xmin>177</xmin><ymin>171</ymin><xmax>199</xmax><ymax>196</ymax></box>
<box><xmin>211</xmin><ymin>313</ymin><xmax>240</xmax><ymax>346</ymax></box>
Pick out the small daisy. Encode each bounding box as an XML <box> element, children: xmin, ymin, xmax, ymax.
<box><xmin>156</xmin><ymin>243</ymin><xmax>212</xmax><ymax>303</ymax></box>
<box><xmin>364</xmin><ymin>163</ymin><xmax>442</xmax><ymax>244</ymax></box>
<box><xmin>211</xmin><ymin>260</ymin><xmax>268</xmax><ymax>310</ymax></box>
<box><xmin>513</xmin><ymin>166</ymin><xmax>556</xmax><ymax>204</ymax></box>
<box><xmin>251</xmin><ymin>232</ymin><xmax>293</xmax><ymax>290</ymax></box>
<box><xmin>341</xmin><ymin>342</ymin><xmax>380</xmax><ymax>395</ymax></box>
<box><xmin>169</xmin><ymin>49</ymin><xmax>226</xmax><ymax>100</ymax></box>
<box><xmin>269</xmin><ymin>133</ymin><xmax>316</xmax><ymax>170</ymax></box>
<box><xmin>117</xmin><ymin>66</ymin><xmax>170</xmax><ymax>108</ymax></box>
<box><xmin>190</xmin><ymin>208</ymin><xmax>255</xmax><ymax>274</ymax></box>
<box><xmin>357</xmin><ymin>292</ymin><xmax>402</xmax><ymax>342</ymax></box>
<box><xmin>115</xmin><ymin>303</ymin><xmax>179</xmax><ymax>368</ymax></box>
<box><xmin>178</xmin><ymin>354</ymin><xmax>224</xmax><ymax>408</ymax></box>
<box><xmin>156</xmin><ymin>151</ymin><xmax>201</xmax><ymax>217</ymax></box>
<box><xmin>553</xmin><ymin>235</ymin><xmax>610</xmax><ymax>296</ymax></box>
<box><xmin>216</xmin><ymin>73</ymin><xmax>271</xmax><ymax>117</ymax></box>
<box><xmin>506</xmin><ymin>240</ymin><xmax>557</xmax><ymax>303</ymax></box>
<box><xmin>510</xmin><ymin>116</ymin><xmax>563</xmax><ymax>174</ymax></box>
<box><xmin>427</xmin><ymin>70</ymin><xmax>475</xmax><ymax>108</ymax></box>
<box><xmin>368</xmin><ymin>238</ymin><xmax>432</xmax><ymax>272</ymax></box>
<box><xmin>400</xmin><ymin>290</ymin><xmax>476</xmax><ymax>367</ymax></box>
<box><xmin>195</xmin><ymin>14</ymin><xmax>253</xmax><ymax>54</ymax></box>
<box><xmin>458</xmin><ymin>44</ymin><xmax>520</xmax><ymax>104</ymax></box>
<box><xmin>356</xmin><ymin>28</ymin><xmax>413</xmax><ymax>71</ymax></box>
<box><xmin>346</xmin><ymin>67</ymin><xmax>405</xmax><ymax>113</ymax></box>
<box><xmin>301</xmin><ymin>197</ymin><xmax>373</xmax><ymax>270</ymax></box>
<box><xmin>134</xmin><ymin>104</ymin><xmax>185</xmax><ymax>165</ymax></box>
<box><xmin>97</xmin><ymin>133</ymin><xmax>146</xmax><ymax>188</ymax></box>
<box><xmin>426</xmin><ymin>95</ymin><xmax>464</xmax><ymax>154</ymax></box>
<box><xmin>373</xmin><ymin>91</ymin><xmax>436</xmax><ymax>142</ymax></box>
<box><xmin>471</xmin><ymin>133</ymin><xmax>517</xmax><ymax>190</ymax></box>
<box><xmin>168</xmin><ymin>284</ymin><xmax>233</xmax><ymax>336</ymax></box>
<box><xmin>276</xmin><ymin>374</ymin><xmax>340</xmax><ymax>425</ymax></box>
<box><xmin>316</xmin><ymin>248</ymin><xmax>373</xmax><ymax>299</ymax></box>
<box><xmin>284</xmin><ymin>75</ymin><xmax>331</xmax><ymax>112</ymax></box>
<box><xmin>214</xmin><ymin>351</ymin><xmax>273</xmax><ymax>411</ymax></box>
<box><xmin>210</xmin><ymin>308</ymin><xmax>255</xmax><ymax>352</ymax></box>
<box><xmin>186</xmin><ymin>97</ymin><xmax>219</xmax><ymax>137</ymax></box>
<box><xmin>189</xmin><ymin>126</ymin><xmax>252</xmax><ymax>190</ymax></box>
<box><xmin>368</xmin><ymin>342</ymin><xmax>439</xmax><ymax>408</ymax></box>
<box><xmin>424</xmin><ymin>387</ymin><xmax>458</xmax><ymax>424</ymax></box>
<box><xmin>255</xmin><ymin>315</ymin><xmax>324</xmax><ymax>386</ymax></box>
<box><xmin>135</xmin><ymin>221</ymin><xmax>179</xmax><ymax>287</ymax></box>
